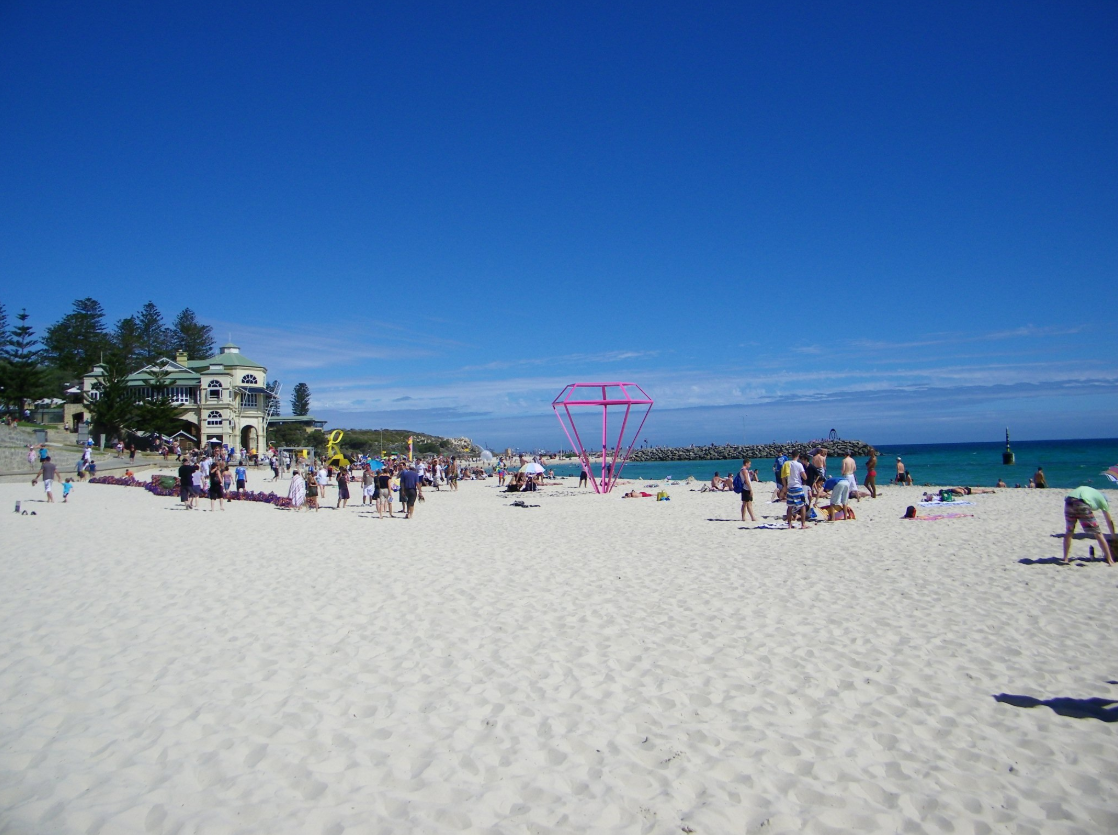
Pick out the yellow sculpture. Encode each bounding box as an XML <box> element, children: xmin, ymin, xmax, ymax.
<box><xmin>325</xmin><ymin>429</ymin><xmax>349</xmax><ymax>468</ymax></box>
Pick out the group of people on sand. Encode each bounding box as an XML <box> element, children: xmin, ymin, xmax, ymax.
<box><xmin>285</xmin><ymin>454</ymin><xmax>475</xmax><ymax>518</ymax></box>
<box><xmin>771</xmin><ymin>449</ymin><xmax>864</xmax><ymax>529</ymax></box>
<box><xmin>176</xmin><ymin>449</ymin><xmax>251</xmax><ymax>511</ymax></box>
<box><xmin>772</xmin><ymin>448</ymin><xmax>880</xmax><ymax>501</ymax></box>
<box><xmin>287</xmin><ymin>461</ymin><xmax>420</xmax><ymax>517</ymax></box>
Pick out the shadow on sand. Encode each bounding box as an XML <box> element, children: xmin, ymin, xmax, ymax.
<box><xmin>994</xmin><ymin>693</ymin><xmax>1118</xmax><ymax>722</ymax></box>
<box><xmin>1019</xmin><ymin>555</ymin><xmax>1110</xmax><ymax>566</ymax></box>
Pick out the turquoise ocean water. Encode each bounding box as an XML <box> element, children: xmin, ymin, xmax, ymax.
<box><xmin>548</xmin><ymin>438</ymin><xmax>1118</xmax><ymax>490</ymax></box>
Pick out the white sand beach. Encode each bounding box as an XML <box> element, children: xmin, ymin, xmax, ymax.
<box><xmin>2</xmin><ymin>473</ymin><xmax>1117</xmax><ymax>834</ymax></box>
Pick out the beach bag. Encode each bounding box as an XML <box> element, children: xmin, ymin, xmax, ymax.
<box><xmin>732</xmin><ymin>473</ymin><xmax>744</xmax><ymax>494</ymax></box>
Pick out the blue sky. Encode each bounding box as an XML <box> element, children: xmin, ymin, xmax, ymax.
<box><xmin>2</xmin><ymin>2</ymin><xmax>1116</xmax><ymax>449</ymax></box>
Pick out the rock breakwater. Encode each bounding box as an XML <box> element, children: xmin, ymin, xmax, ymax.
<box><xmin>628</xmin><ymin>439</ymin><xmax>878</xmax><ymax>463</ymax></box>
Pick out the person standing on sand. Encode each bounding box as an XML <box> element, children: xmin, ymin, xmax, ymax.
<box><xmin>839</xmin><ymin>451</ymin><xmax>860</xmax><ymax>502</ymax></box>
<box><xmin>774</xmin><ymin>450</ymin><xmax>789</xmax><ymax>500</ymax></box>
<box><xmin>895</xmin><ymin>457</ymin><xmax>906</xmax><ymax>484</ymax></box>
<box><xmin>1033</xmin><ymin>467</ymin><xmax>1047</xmax><ymax>489</ymax></box>
<box><xmin>208</xmin><ymin>466</ymin><xmax>224</xmax><ymax>511</ymax></box>
<box><xmin>375</xmin><ymin>467</ymin><xmax>392</xmax><ymax>517</ymax></box>
<box><xmin>234</xmin><ymin>462</ymin><xmax>248</xmax><ymax>497</ymax></box>
<box><xmin>449</xmin><ymin>457</ymin><xmax>459</xmax><ymax>492</ymax></box>
<box><xmin>810</xmin><ymin>448</ymin><xmax>828</xmax><ymax>497</ymax></box>
<box><xmin>31</xmin><ymin>456</ymin><xmax>58</xmax><ymax>503</ymax></box>
<box><xmin>738</xmin><ymin>459</ymin><xmax>756</xmax><ymax>522</ymax></box>
<box><xmin>305</xmin><ymin>470</ymin><xmax>319</xmax><ymax>511</ymax></box>
<box><xmin>784</xmin><ymin>452</ymin><xmax>809</xmax><ymax>529</ymax></box>
<box><xmin>288</xmin><ymin>468</ymin><xmax>306</xmax><ymax>510</ymax></box>
<box><xmin>399</xmin><ymin>463</ymin><xmax>421</xmax><ymax>518</ymax></box>
<box><xmin>178</xmin><ymin>458</ymin><xmax>197</xmax><ymax>509</ymax></box>
<box><xmin>864</xmin><ymin>454</ymin><xmax>877</xmax><ymax>498</ymax></box>
<box><xmin>361</xmin><ymin>466</ymin><xmax>375</xmax><ymax>506</ymax></box>
<box><xmin>1062</xmin><ymin>486</ymin><xmax>1114</xmax><ymax>565</ymax></box>
<box><xmin>336</xmin><ymin>467</ymin><xmax>350</xmax><ymax>509</ymax></box>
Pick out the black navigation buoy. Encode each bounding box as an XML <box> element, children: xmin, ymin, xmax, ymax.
<box><xmin>1002</xmin><ymin>428</ymin><xmax>1015</xmax><ymax>465</ymax></box>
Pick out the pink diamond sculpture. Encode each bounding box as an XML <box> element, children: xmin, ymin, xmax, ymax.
<box><xmin>552</xmin><ymin>382</ymin><xmax>653</xmax><ymax>494</ymax></box>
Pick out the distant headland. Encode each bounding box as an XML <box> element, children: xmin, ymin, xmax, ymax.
<box><xmin>628</xmin><ymin>439</ymin><xmax>878</xmax><ymax>463</ymax></box>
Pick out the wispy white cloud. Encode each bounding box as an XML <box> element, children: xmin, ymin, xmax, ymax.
<box><xmin>850</xmin><ymin>324</ymin><xmax>1090</xmax><ymax>353</ymax></box>
<box><xmin>460</xmin><ymin>350</ymin><xmax>661</xmax><ymax>372</ymax></box>
<box><xmin>307</xmin><ymin>353</ymin><xmax>1118</xmax><ymax>417</ymax></box>
<box><xmin>209</xmin><ymin>318</ymin><xmax>474</xmax><ymax>371</ymax></box>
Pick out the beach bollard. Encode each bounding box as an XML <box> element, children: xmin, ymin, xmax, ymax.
<box><xmin>14</xmin><ymin>501</ymin><xmax>20</xmax><ymax>513</ymax></box>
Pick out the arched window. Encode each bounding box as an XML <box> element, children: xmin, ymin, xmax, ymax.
<box><xmin>240</xmin><ymin>374</ymin><xmax>259</xmax><ymax>385</ymax></box>
<box><xmin>207</xmin><ymin>380</ymin><xmax>223</xmax><ymax>401</ymax></box>
<box><xmin>206</xmin><ymin>410</ymin><xmax>223</xmax><ymax>427</ymax></box>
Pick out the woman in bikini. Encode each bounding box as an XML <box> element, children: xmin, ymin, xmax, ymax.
<box><xmin>864</xmin><ymin>454</ymin><xmax>878</xmax><ymax>498</ymax></box>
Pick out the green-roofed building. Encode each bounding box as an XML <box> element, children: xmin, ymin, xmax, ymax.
<box><xmin>80</xmin><ymin>342</ymin><xmax>288</xmax><ymax>451</ymax></box>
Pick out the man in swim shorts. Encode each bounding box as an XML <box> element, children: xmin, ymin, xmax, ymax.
<box><xmin>1062</xmin><ymin>485</ymin><xmax>1114</xmax><ymax>565</ymax></box>
<box><xmin>784</xmin><ymin>452</ymin><xmax>808</xmax><ymax>529</ymax></box>
<box><xmin>738</xmin><ymin>459</ymin><xmax>756</xmax><ymax>522</ymax></box>
<box><xmin>32</xmin><ymin>456</ymin><xmax>58</xmax><ymax>503</ymax></box>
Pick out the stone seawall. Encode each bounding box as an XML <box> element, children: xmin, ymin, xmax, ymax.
<box><xmin>628</xmin><ymin>439</ymin><xmax>878</xmax><ymax>463</ymax></box>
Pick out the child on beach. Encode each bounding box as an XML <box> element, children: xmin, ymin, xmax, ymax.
<box><xmin>62</xmin><ymin>479</ymin><xmax>73</xmax><ymax>502</ymax></box>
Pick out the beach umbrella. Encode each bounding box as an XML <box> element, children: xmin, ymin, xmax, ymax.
<box><xmin>367</xmin><ymin>459</ymin><xmax>385</xmax><ymax>471</ymax></box>
<box><xmin>1103</xmin><ymin>466</ymin><xmax>1118</xmax><ymax>485</ymax></box>
<box><xmin>520</xmin><ymin>462</ymin><xmax>545</xmax><ymax>474</ymax></box>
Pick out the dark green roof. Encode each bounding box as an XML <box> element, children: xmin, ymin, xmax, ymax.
<box><xmin>187</xmin><ymin>350</ymin><xmax>265</xmax><ymax>370</ymax></box>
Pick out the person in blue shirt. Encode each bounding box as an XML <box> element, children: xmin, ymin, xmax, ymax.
<box><xmin>398</xmin><ymin>464</ymin><xmax>422</xmax><ymax>518</ymax></box>
<box><xmin>234</xmin><ymin>464</ymin><xmax>248</xmax><ymax>496</ymax></box>
<box><xmin>773</xmin><ymin>451</ymin><xmax>788</xmax><ymax>499</ymax></box>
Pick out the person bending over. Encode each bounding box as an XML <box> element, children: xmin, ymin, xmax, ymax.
<box><xmin>1062</xmin><ymin>485</ymin><xmax>1114</xmax><ymax>565</ymax></box>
